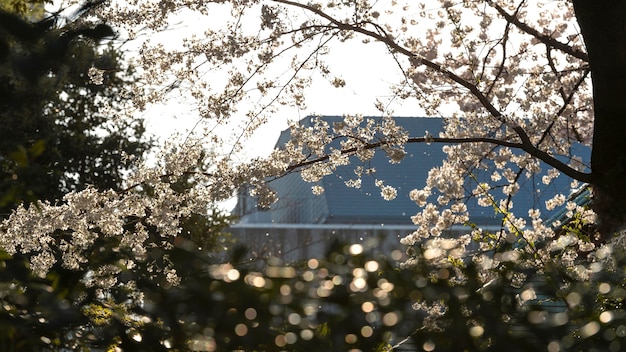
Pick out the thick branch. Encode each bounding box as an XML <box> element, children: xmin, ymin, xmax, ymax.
<box><xmin>490</xmin><ymin>1</ymin><xmax>589</xmax><ymax>62</ymax></box>
<box><xmin>572</xmin><ymin>0</ymin><xmax>626</xmax><ymax>230</ymax></box>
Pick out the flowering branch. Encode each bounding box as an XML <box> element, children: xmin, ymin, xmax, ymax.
<box><xmin>489</xmin><ymin>1</ymin><xmax>589</xmax><ymax>62</ymax></box>
<box><xmin>285</xmin><ymin>135</ymin><xmax>592</xmax><ymax>182</ymax></box>
<box><xmin>272</xmin><ymin>0</ymin><xmax>592</xmax><ymax>183</ymax></box>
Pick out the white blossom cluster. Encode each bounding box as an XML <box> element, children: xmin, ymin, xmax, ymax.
<box><xmin>0</xmin><ymin>140</ymin><xmax>288</xmax><ymax>289</ymax></box>
<box><xmin>271</xmin><ymin>115</ymin><xmax>409</xmax><ymax>199</ymax></box>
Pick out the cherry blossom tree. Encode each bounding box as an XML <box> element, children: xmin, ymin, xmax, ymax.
<box><xmin>93</xmin><ymin>0</ymin><xmax>599</xmax><ymax>229</ymax></box>
<box><xmin>3</xmin><ymin>0</ymin><xmax>626</xmax><ymax>350</ymax></box>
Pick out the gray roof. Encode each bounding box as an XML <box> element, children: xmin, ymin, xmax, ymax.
<box><xmin>234</xmin><ymin>116</ymin><xmax>590</xmax><ymax>227</ymax></box>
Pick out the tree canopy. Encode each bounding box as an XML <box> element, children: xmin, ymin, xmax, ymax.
<box><xmin>2</xmin><ymin>0</ymin><xmax>626</xmax><ymax>351</ymax></box>
<box><xmin>0</xmin><ymin>5</ymin><xmax>151</xmax><ymax>349</ymax></box>
<box><xmin>0</xmin><ymin>3</ymin><xmax>148</xmax><ymax>215</ymax></box>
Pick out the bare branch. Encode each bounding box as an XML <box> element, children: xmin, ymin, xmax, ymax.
<box><xmin>484</xmin><ymin>18</ymin><xmax>511</xmax><ymax>98</ymax></box>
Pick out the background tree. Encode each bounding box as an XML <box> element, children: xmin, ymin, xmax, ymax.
<box><xmin>0</xmin><ymin>0</ymin><xmax>50</xmax><ymax>17</ymax></box>
<box><xmin>0</xmin><ymin>7</ymin><xmax>244</xmax><ymax>351</ymax></box>
<box><xmin>0</xmin><ymin>5</ymin><xmax>152</xmax><ymax>350</ymax></box>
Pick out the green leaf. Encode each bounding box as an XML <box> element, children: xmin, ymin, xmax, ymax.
<box><xmin>28</xmin><ymin>139</ymin><xmax>45</xmax><ymax>158</ymax></box>
<box><xmin>9</xmin><ymin>146</ymin><xmax>28</xmax><ymax>166</ymax></box>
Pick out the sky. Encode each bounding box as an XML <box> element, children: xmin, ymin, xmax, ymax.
<box><xmin>140</xmin><ymin>38</ymin><xmax>423</xmax><ymax>159</ymax></box>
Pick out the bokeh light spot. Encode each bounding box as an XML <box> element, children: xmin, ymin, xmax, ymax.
<box><xmin>600</xmin><ymin>311</ymin><xmax>614</xmax><ymax>324</ymax></box>
<box><xmin>349</xmin><ymin>244</ymin><xmax>363</xmax><ymax>255</ymax></box>
<box><xmin>361</xmin><ymin>301</ymin><xmax>375</xmax><ymax>313</ymax></box>
<box><xmin>547</xmin><ymin>341</ymin><xmax>560</xmax><ymax>352</ymax></box>
<box><xmin>234</xmin><ymin>324</ymin><xmax>248</xmax><ymax>336</ymax></box>
<box><xmin>365</xmin><ymin>260</ymin><xmax>379</xmax><ymax>272</ymax></box>
<box><xmin>307</xmin><ymin>258</ymin><xmax>319</xmax><ymax>269</ymax></box>
<box><xmin>285</xmin><ymin>332</ymin><xmax>297</xmax><ymax>344</ymax></box>
<box><xmin>580</xmin><ymin>321</ymin><xmax>600</xmax><ymax>338</ymax></box>
<box><xmin>288</xmin><ymin>313</ymin><xmax>301</xmax><ymax>325</ymax></box>
<box><xmin>469</xmin><ymin>325</ymin><xmax>484</xmax><ymax>337</ymax></box>
<box><xmin>566</xmin><ymin>292</ymin><xmax>581</xmax><ymax>307</ymax></box>
<box><xmin>599</xmin><ymin>282</ymin><xmax>611</xmax><ymax>294</ymax></box>
<box><xmin>300</xmin><ymin>329</ymin><xmax>314</xmax><ymax>340</ymax></box>
<box><xmin>382</xmin><ymin>312</ymin><xmax>399</xmax><ymax>326</ymax></box>
<box><xmin>275</xmin><ymin>335</ymin><xmax>286</xmax><ymax>347</ymax></box>
<box><xmin>423</xmin><ymin>340</ymin><xmax>436</xmax><ymax>351</ymax></box>
<box><xmin>345</xmin><ymin>333</ymin><xmax>358</xmax><ymax>344</ymax></box>
<box><xmin>245</xmin><ymin>308</ymin><xmax>257</xmax><ymax>320</ymax></box>
<box><xmin>226</xmin><ymin>269</ymin><xmax>240</xmax><ymax>281</ymax></box>
<box><xmin>361</xmin><ymin>326</ymin><xmax>373</xmax><ymax>338</ymax></box>
<box><xmin>350</xmin><ymin>277</ymin><xmax>367</xmax><ymax>292</ymax></box>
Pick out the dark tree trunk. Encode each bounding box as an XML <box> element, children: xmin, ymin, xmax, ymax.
<box><xmin>572</xmin><ymin>0</ymin><xmax>626</xmax><ymax>234</ymax></box>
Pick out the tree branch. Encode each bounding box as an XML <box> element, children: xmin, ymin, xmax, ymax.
<box><xmin>285</xmin><ymin>136</ymin><xmax>592</xmax><ymax>183</ymax></box>
<box><xmin>537</xmin><ymin>66</ymin><xmax>591</xmax><ymax>147</ymax></box>
<box><xmin>489</xmin><ymin>1</ymin><xmax>589</xmax><ymax>62</ymax></box>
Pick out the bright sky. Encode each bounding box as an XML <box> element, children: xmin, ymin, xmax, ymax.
<box><xmin>141</xmin><ymin>38</ymin><xmax>423</xmax><ymax>160</ymax></box>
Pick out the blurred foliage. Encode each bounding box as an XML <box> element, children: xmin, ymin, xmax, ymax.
<box><xmin>0</xmin><ymin>214</ymin><xmax>236</xmax><ymax>351</ymax></box>
<box><xmin>0</xmin><ymin>236</ymin><xmax>423</xmax><ymax>351</ymax></box>
<box><xmin>399</xmin><ymin>225</ymin><xmax>626</xmax><ymax>352</ymax></box>
<box><xmin>0</xmin><ymin>0</ymin><xmax>50</xmax><ymax>18</ymax></box>
<box><xmin>4</xmin><ymin>227</ymin><xmax>626</xmax><ymax>351</ymax></box>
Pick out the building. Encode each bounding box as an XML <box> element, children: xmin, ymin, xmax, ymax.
<box><xmin>230</xmin><ymin>116</ymin><xmax>590</xmax><ymax>263</ymax></box>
